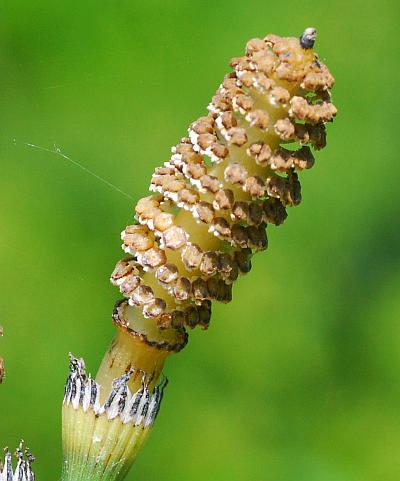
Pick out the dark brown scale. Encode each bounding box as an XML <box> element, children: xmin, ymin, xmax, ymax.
<box><xmin>262</xmin><ymin>198</ymin><xmax>287</xmax><ymax>225</ymax></box>
<box><xmin>217</xmin><ymin>253</ymin><xmax>237</xmax><ymax>279</ymax></box>
<box><xmin>266</xmin><ymin>173</ymin><xmax>302</xmax><ymax>206</ymax></box>
<box><xmin>185</xmin><ymin>306</ymin><xmax>200</xmax><ymax>329</ymax></box>
<box><xmin>197</xmin><ymin>301</ymin><xmax>212</xmax><ymax>329</ymax></box>
<box><xmin>235</xmin><ymin>249</ymin><xmax>252</xmax><ymax>273</ymax></box>
<box><xmin>248</xmin><ymin>202</ymin><xmax>264</xmax><ymax>225</ymax></box>
<box><xmin>192</xmin><ymin>278</ymin><xmax>209</xmax><ymax>302</ymax></box>
<box><xmin>206</xmin><ymin>277</ymin><xmax>219</xmax><ymax>300</ymax></box>
<box><xmin>247</xmin><ymin>225</ymin><xmax>268</xmax><ymax>251</ymax></box>
<box><xmin>231</xmin><ymin>224</ymin><xmax>249</xmax><ymax>248</ymax></box>
<box><xmin>269</xmin><ymin>146</ymin><xmax>314</xmax><ymax>172</ymax></box>
<box><xmin>157</xmin><ymin>312</ymin><xmax>173</xmax><ymax>330</ymax></box>
<box><xmin>200</xmin><ymin>251</ymin><xmax>219</xmax><ymax>277</ymax></box>
<box><xmin>171</xmin><ymin>310</ymin><xmax>186</xmax><ymax>329</ymax></box>
<box><xmin>173</xmin><ymin>278</ymin><xmax>191</xmax><ymax>301</ymax></box>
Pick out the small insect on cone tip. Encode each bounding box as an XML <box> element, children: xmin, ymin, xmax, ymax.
<box><xmin>300</xmin><ymin>27</ymin><xmax>317</xmax><ymax>49</ymax></box>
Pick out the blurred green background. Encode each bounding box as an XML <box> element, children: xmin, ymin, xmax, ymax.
<box><xmin>1</xmin><ymin>1</ymin><xmax>399</xmax><ymax>480</ymax></box>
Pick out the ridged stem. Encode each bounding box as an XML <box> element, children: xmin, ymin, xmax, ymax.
<box><xmin>96</xmin><ymin>329</ymin><xmax>169</xmax><ymax>397</ymax></box>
